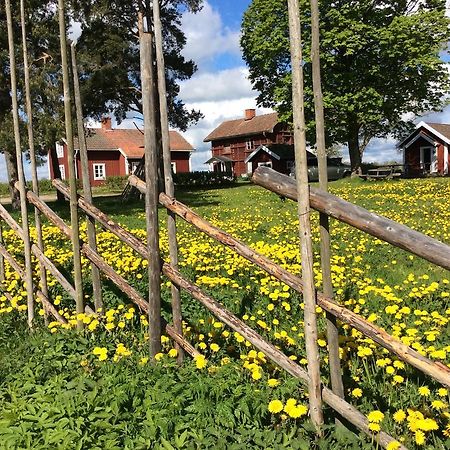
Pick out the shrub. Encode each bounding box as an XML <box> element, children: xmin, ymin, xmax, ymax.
<box><xmin>104</xmin><ymin>176</ymin><xmax>128</xmax><ymax>191</ymax></box>
<box><xmin>0</xmin><ymin>182</ymin><xmax>10</xmax><ymax>197</ymax></box>
<box><xmin>173</xmin><ymin>171</ymin><xmax>236</xmax><ymax>188</ymax></box>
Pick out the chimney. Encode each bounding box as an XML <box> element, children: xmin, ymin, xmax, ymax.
<box><xmin>244</xmin><ymin>109</ymin><xmax>256</xmax><ymax>121</ymax></box>
<box><xmin>101</xmin><ymin>117</ymin><xmax>112</xmax><ymax>130</ymax></box>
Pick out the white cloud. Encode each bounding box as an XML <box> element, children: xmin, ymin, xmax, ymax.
<box><xmin>181</xmin><ymin>2</ymin><xmax>241</xmax><ymax>68</ymax></box>
<box><xmin>179</xmin><ymin>67</ymin><xmax>254</xmax><ymax>103</ymax></box>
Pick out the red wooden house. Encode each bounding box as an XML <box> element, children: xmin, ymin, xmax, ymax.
<box><xmin>399</xmin><ymin>121</ymin><xmax>449</xmax><ymax>177</ymax></box>
<box><xmin>48</xmin><ymin>118</ymin><xmax>194</xmax><ymax>186</ymax></box>
<box><xmin>204</xmin><ymin>109</ymin><xmax>293</xmax><ymax>177</ymax></box>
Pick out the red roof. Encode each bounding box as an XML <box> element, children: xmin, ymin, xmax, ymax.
<box><xmin>75</xmin><ymin>128</ymin><xmax>194</xmax><ymax>158</ymax></box>
<box><xmin>204</xmin><ymin>112</ymin><xmax>279</xmax><ymax>142</ymax></box>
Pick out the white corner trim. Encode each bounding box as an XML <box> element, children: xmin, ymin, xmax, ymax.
<box><xmin>244</xmin><ymin>145</ymin><xmax>281</xmax><ymax>163</ymax></box>
<box><xmin>444</xmin><ymin>144</ymin><xmax>449</xmax><ymax>175</ymax></box>
<box><xmin>416</xmin><ymin>121</ymin><xmax>450</xmax><ymax>146</ymax></box>
<box><xmin>117</xmin><ymin>147</ymin><xmax>128</xmax><ymax>159</ymax></box>
<box><xmin>403</xmin><ymin>132</ymin><xmax>435</xmax><ymax>149</ymax></box>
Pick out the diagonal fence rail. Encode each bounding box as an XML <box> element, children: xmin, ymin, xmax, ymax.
<box><xmin>50</xmin><ymin>178</ymin><xmax>407</xmax><ymax>449</ymax></box>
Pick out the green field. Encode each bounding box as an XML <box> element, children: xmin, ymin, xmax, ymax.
<box><xmin>0</xmin><ymin>177</ymin><xmax>449</xmax><ymax>449</ymax></box>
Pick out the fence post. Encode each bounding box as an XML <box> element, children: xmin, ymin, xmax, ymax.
<box><xmin>20</xmin><ymin>0</ymin><xmax>50</xmax><ymax>322</ymax></box>
<box><xmin>152</xmin><ymin>0</ymin><xmax>184</xmax><ymax>362</ymax></box>
<box><xmin>287</xmin><ymin>0</ymin><xmax>324</xmax><ymax>431</ymax></box>
<box><xmin>70</xmin><ymin>42</ymin><xmax>103</xmax><ymax>313</ymax></box>
<box><xmin>0</xmin><ymin>222</ymin><xmax>4</xmax><ymax>283</ymax></box>
<box><xmin>139</xmin><ymin>9</ymin><xmax>162</xmax><ymax>358</ymax></box>
<box><xmin>310</xmin><ymin>0</ymin><xmax>345</xmax><ymax>401</ymax></box>
<box><xmin>5</xmin><ymin>0</ymin><xmax>35</xmax><ymax>328</ymax></box>
<box><xmin>57</xmin><ymin>0</ymin><xmax>84</xmax><ymax>325</ymax></box>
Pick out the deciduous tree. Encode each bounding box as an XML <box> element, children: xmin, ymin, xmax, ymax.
<box><xmin>241</xmin><ymin>0</ymin><xmax>450</xmax><ymax>172</ymax></box>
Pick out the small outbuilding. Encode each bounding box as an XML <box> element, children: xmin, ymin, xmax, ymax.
<box><xmin>245</xmin><ymin>144</ymin><xmax>315</xmax><ymax>176</ymax></box>
<box><xmin>398</xmin><ymin>122</ymin><xmax>449</xmax><ymax>177</ymax></box>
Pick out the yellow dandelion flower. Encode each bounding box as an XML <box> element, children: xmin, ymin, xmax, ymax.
<box><xmin>268</xmin><ymin>399</ymin><xmax>283</xmax><ymax>414</ymax></box>
<box><xmin>268</xmin><ymin>378</ymin><xmax>279</xmax><ymax>387</ymax></box>
<box><xmin>351</xmin><ymin>388</ymin><xmax>363</xmax><ymax>398</ymax></box>
<box><xmin>367</xmin><ymin>411</ymin><xmax>384</xmax><ymax>423</ymax></box>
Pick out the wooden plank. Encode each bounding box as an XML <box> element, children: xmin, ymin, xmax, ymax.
<box><xmin>127</xmin><ymin>175</ymin><xmax>450</xmax><ymax>388</ymax></box>
<box><xmin>252</xmin><ymin>166</ymin><xmax>450</xmax><ymax>272</ymax></box>
<box><xmin>70</xmin><ymin>42</ymin><xmax>103</xmax><ymax>312</ymax></box>
<box><xmin>5</xmin><ymin>0</ymin><xmax>35</xmax><ymax>328</ymax></box>
<box><xmin>139</xmin><ymin>10</ymin><xmax>162</xmax><ymax>358</ymax></box>
<box><xmin>310</xmin><ymin>0</ymin><xmax>344</xmax><ymax>402</ymax></box>
<box><xmin>57</xmin><ymin>0</ymin><xmax>84</xmax><ymax>325</ymax></box>
<box><xmin>152</xmin><ymin>0</ymin><xmax>184</xmax><ymax>363</ymax></box>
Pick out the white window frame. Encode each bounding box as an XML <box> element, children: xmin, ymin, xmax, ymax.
<box><xmin>246</xmin><ymin>140</ymin><xmax>254</xmax><ymax>151</ymax></box>
<box><xmin>93</xmin><ymin>163</ymin><xmax>106</xmax><ymax>180</ymax></box>
<box><xmin>420</xmin><ymin>146</ymin><xmax>436</xmax><ymax>173</ymax></box>
<box><xmin>56</xmin><ymin>143</ymin><xmax>64</xmax><ymax>158</ymax></box>
<box><xmin>131</xmin><ymin>161</ymin><xmax>140</xmax><ymax>174</ymax></box>
<box><xmin>258</xmin><ymin>161</ymin><xmax>272</xmax><ymax>168</ymax></box>
<box><xmin>286</xmin><ymin>160</ymin><xmax>295</xmax><ymax>174</ymax></box>
<box><xmin>171</xmin><ymin>162</ymin><xmax>177</xmax><ymax>174</ymax></box>
<box><xmin>59</xmin><ymin>164</ymin><xmax>66</xmax><ymax>180</ymax></box>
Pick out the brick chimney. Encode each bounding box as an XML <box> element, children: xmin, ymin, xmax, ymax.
<box><xmin>244</xmin><ymin>109</ymin><xmax>256</xmax><ymax>121</ymax></box>
<box><xmin>101</xmin><ymin>117</ymin><xmax>112</xmax><ymax>130</ymax></box>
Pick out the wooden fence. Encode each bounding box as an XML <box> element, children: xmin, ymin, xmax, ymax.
<box><xmin>1</xmin><ymin>1</ymin><xmax>449</xmax><ymax>450</ymax></box>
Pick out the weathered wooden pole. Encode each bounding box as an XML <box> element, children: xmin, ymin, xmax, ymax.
<box><xmin>70</xmin><ymin>42</ymin><xmax>103</xmax><ymax>312</ymax></box>
<box><xmin>152</xmin><ymin>0</ymin><xmax>184</xmax><ymax>362</ymax></box>
<box><xmin>139</xmin><ymin>9</ymin><xmax>162</xmax><ymax>358</ymax></box>
<box><xmin>57</xmin><ymin>0</ymin><xmax>84</xmax><ymax>325</ymax></box>
<box><xmin>252</xmin><ymin>166</ymin><xmax>450</xmax><ymax>272</ymax></box>
<box><xmin>0</xmin><ymin>223</ymin><xmax>5</xmax><ymax>283</ymax></box>
<box><xmin>20</xmin><ymin>0</ymin><xmax>50</xmax><ymax>320</ymax></box>
<box><xmin>24</xmin><ymin>187</ymin><xmax>197</xmax><ymax>357</ymax></box>
<box><xmin>310</xmin><ymin>0</ymin><xmax>345</xmax><ymax>400</ymax></box>
<box><xmin>287</xmin><ymin>0</ymin><xmax>323</xmax><ymax>429</ymax></box>
<box><xmin>130</xmin><ymin>173</ymin><xmax>450</xmax><ymax>388</ymax></box>
<box><xmin>5</xmin><ymin>0</ymin><xmax>35</xmax><ymax>328</ymax></box>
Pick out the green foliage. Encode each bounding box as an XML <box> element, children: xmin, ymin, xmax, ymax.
<box><xmin>68</xmin><ymin>0</ymin><xmax>204</xmax><ymax>131</ymax></box>
<box><xmin>173</xmin><ymin>171</ymin><xmax>237</xmax><ymax>187</ymax></box>
<box><xmin>0</xmin><ymin>321</ymin><xmax>372</xmax><ymax>449</ymax></box>
<box><xmin>0</xmin><ymin>179</ymin><xmax>55</xmax><ymax>197</ymax></box>
<box><xmin>103</xmin><ymin>176</ymin><xmax>129</xmax><ymax>192</ymax></box>
<box><xmin>241</xmin><ymin>0</ymin><xmax>450</xmax><ymax>171</ymax></box>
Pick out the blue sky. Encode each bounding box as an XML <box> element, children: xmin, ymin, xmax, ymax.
<box><xmin>1</xmin><ymin>0</ymin><xmax>449</xmax><ymax>180</ymax></box>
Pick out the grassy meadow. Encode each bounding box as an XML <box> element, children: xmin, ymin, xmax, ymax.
<box><xmin>0</xmin><ymin>177</ymin><xmax>449</xmax><ymax>449</ymax></box>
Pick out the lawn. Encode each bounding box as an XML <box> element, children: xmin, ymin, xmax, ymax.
<box><xmin>0</xmin><ymin>177</ymin><xmax>449</xmax><ymax>449</ymax></box>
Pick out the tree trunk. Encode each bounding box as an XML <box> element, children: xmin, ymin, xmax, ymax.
<box><xmin>49</xmin><ymin>144</ymin><xmax>65</xmax><ymax>202</ymax></box>
<box><xmin>4</xmin><ymin>148</ymin><xmax>20</xmax><ymax>209</ymax></box>
<box><xmin>348</xmin><ymin>126</ymin><xmax>362</xmax><ymax>175</ymax></box>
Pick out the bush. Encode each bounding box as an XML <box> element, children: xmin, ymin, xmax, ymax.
<box><xmin>37</xmin><ymin>179</ymin><xmax>55</xmax><ymax>193</ymax></box>
<box><xmin>0</xmin><ymin>182</ymin><xmax>10</xmax><ymax>197</ymax></box>
<box><xmin>173</xmin><ymin>171</ymin><xmax>236</xmax><ymax>188</ymax></box>
<box><xmin>104</xmin><ymin>176</ymin><xmax>128</xmax><ymax>191</ymax></box>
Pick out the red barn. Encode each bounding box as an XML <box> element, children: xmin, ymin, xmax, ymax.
<box><xmin>48</xmin><ymin>118</ymin><xmax>194</xmax><ymax>186</ymax></box>
<box><xmin>399</xmin><ymin>122</ymin><xmax>449</xmax><ymax>177</ymax></box>
<box><xmin>204</xmin><ymin>109</ymin><xmax>293</xmax><ymax>177</ymax></box>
